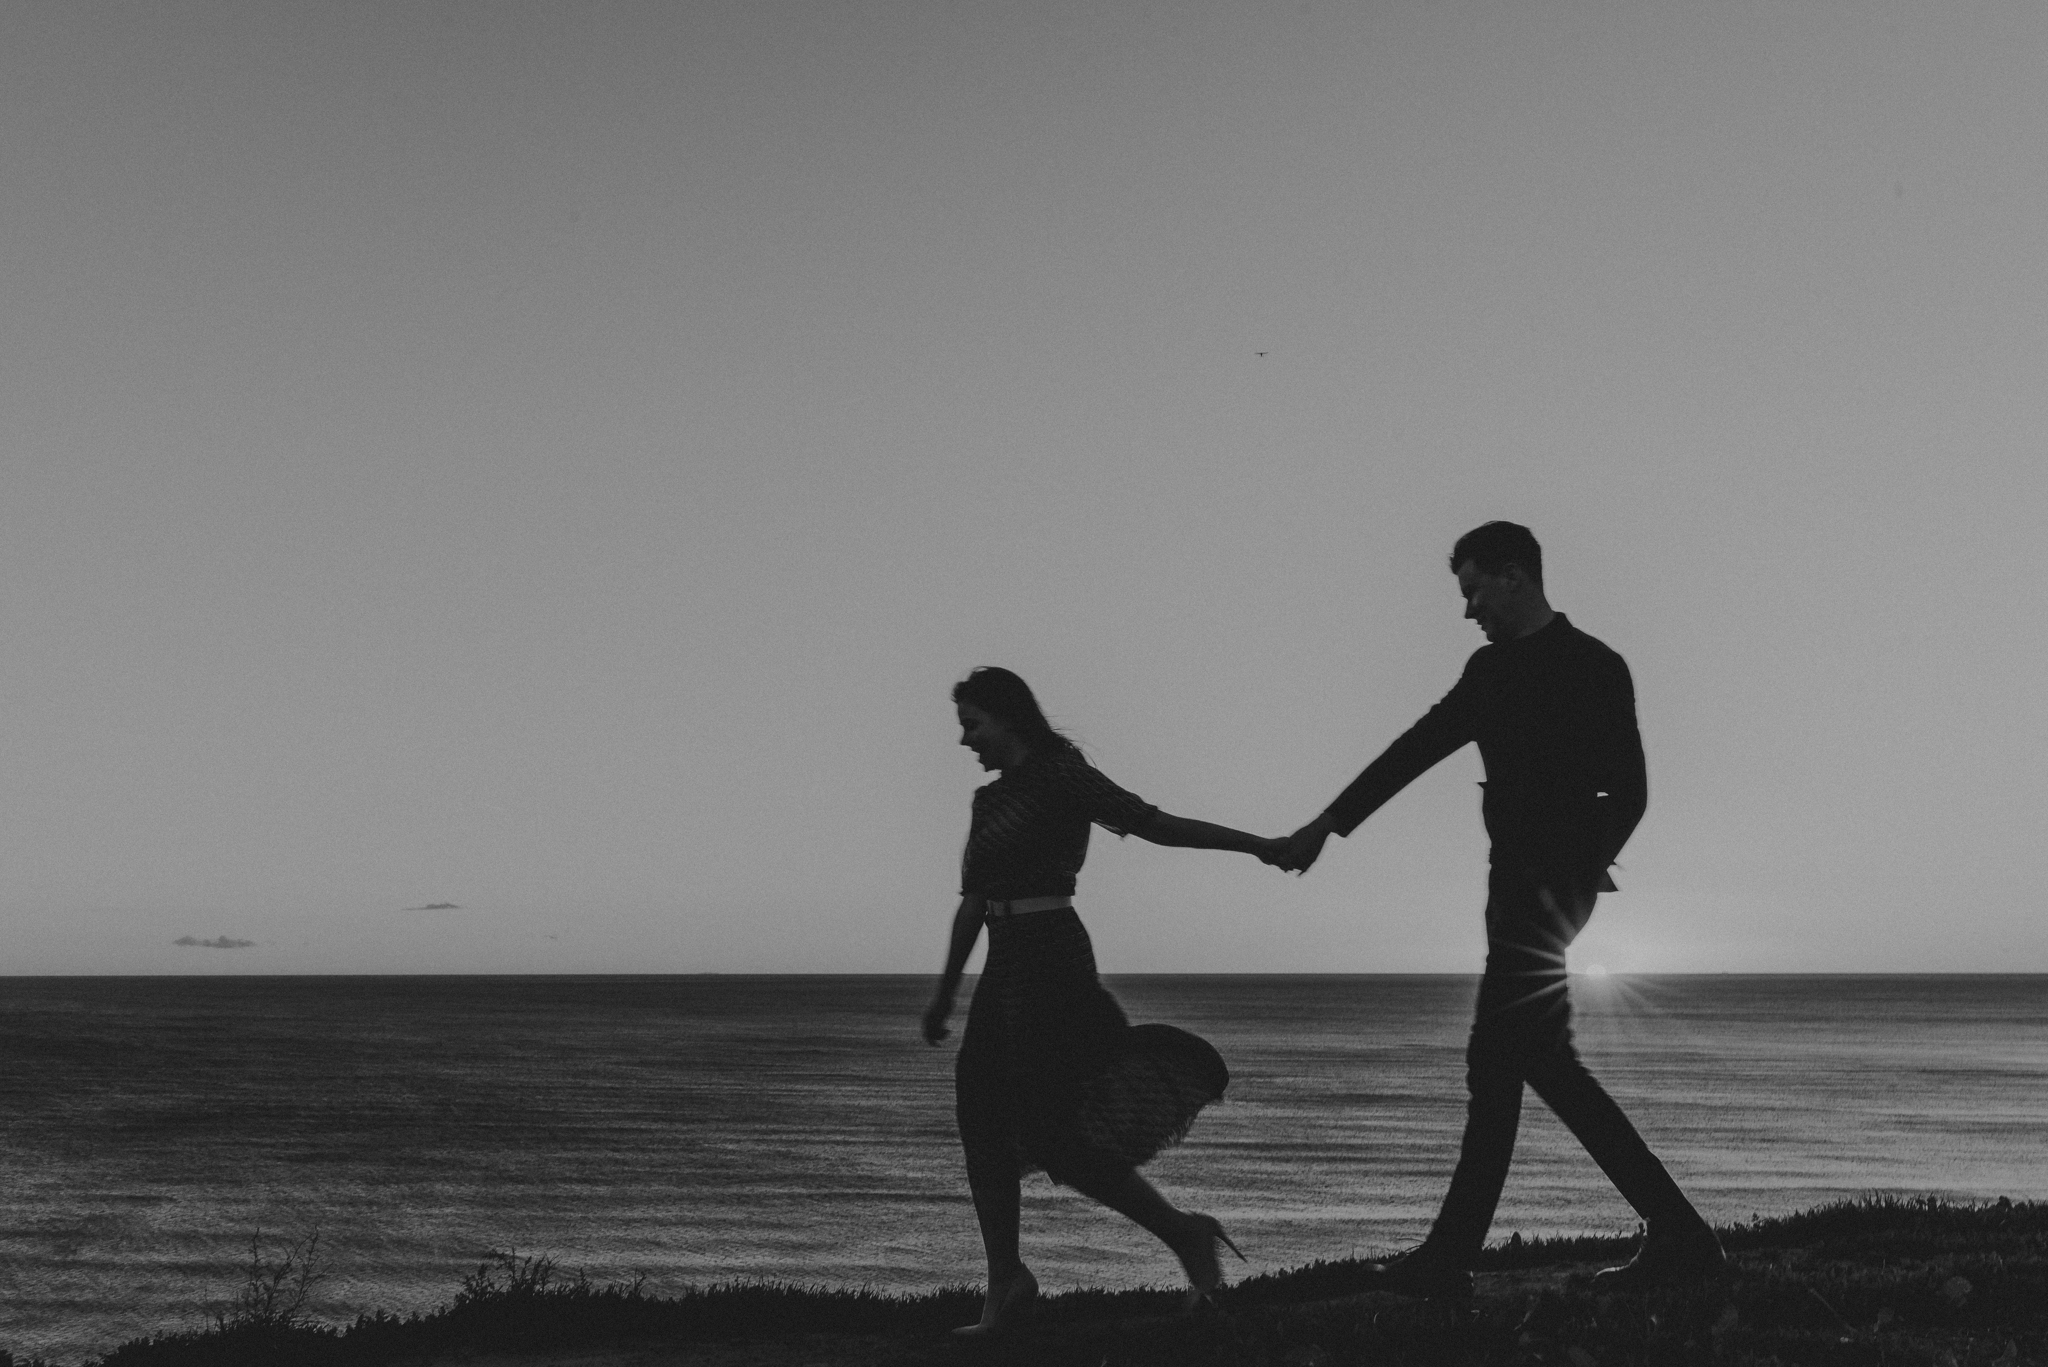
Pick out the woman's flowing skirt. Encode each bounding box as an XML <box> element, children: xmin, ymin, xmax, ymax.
<box><xmin>955</xmin><ymin>907</ymin><xmax>1227</xmax><ymax>1191</ymax></box>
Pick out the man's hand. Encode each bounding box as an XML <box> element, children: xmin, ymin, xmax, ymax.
<box><xmin>921</xmin><ymin>995</ymin><xmax>954</xmax><ymax>1045</ymax></box>
<box><xmin>1278</xmin><ymin>820</ymin><xmax>1333</xmax><ymax>874</ymax></box>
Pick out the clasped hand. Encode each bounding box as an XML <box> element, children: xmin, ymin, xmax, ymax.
<box><xmin>1255</xmin><ymin>824</ymin><xmax>1330</xmax><ymax>875</ymax></box>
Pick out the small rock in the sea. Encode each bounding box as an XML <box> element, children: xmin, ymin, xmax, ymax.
<box><xmin>1874</xmin><ymin>1306</ymin><xmax>1897</xmax><ymax>1328</ymax></box>
<box><xmin>1711</xmin><ymin>1303</ymin><xmax>1740</xmax><ymax>1339</ymax></box>
<box><xmin>1940</xmin><ymin>1275</ymin><xmax>1972</xmax><ymax>1306</ymax></box>
<box><xmin>1566</xmin><ymin>1346</ymin><xmax>1598</xmax><ymax>1367</ymax></box>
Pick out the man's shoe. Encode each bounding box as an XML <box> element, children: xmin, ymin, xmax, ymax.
<box><xmin>1367</xmin><ymin>1247</ymin><xmax>1475</xmax><ymax>1300</ymax></box>
<box><xmin>1591</xmin><ymin>1222</ymin><xmax>1726</xmax><ymax>1291</ymax></box>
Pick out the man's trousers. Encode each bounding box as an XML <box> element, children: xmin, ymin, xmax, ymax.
<box><xmin>1425</xmin><ymin>867</ymin><xmax>1701</xmax><ymax>1258</ymax></box>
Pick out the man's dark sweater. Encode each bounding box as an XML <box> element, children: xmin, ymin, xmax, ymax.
<box><xmin>1323</xmin><ymin>614</ymin><xmax>1647</xmax><ymax>889</ymax></box>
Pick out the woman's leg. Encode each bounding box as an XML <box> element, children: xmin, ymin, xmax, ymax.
<box><xmin>956</xmin><ymin>1147</ymin><xmax>1037</xmax><ymax>1332</ymax></box>
<box><xmin>966</xmin><ymin>1155</ymin><xmax>1023</xmax><ymax>1281</ymax></box>
<box><xmin>1071</xmin><ymin>1168</ymin><xmax>1237</xmax><ymax>1299</ymax></box>
<box><xmin>956</xmin><ymin>1051</ymin><xmax>1037</xmax><ymax>1331</ymax></box>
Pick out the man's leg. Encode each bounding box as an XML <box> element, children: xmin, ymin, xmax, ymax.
<box><xmin>1516</xmin><ymin>883</ymin><xmax>1703</xmax><ymax>1227</ymax></box>
<box><xmin>1391</xmin><ymin>874</ymin><xmax>1718</xmax><ymax>1291</ymax></box>
<box><xmin>1531</xmin><ymin>1036</ymin><xmax>1726</xmax><ymax>1285</ymax></box>
<box><xmin>1418</xmin><ymin>873</ymin><xmax>1571</xmax><ymax>1262</ymax></box>
<box><xmin>1525</xmin><ymin>1032</ymin><xmax>1698</xmax><ymax>1227</ymax></box>
<box><xmin>1513</xmin><ymin>884</ymin><xmax>1723</xmax><ymax>1286</ymax></box>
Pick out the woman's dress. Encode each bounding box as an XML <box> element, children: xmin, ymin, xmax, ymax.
<box><xmin>954</xmin><ymin>750</ymin><xmax>1228</xmax><ymax>1192</ymax></box>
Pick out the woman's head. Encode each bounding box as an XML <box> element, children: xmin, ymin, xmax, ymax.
<box><xmin>952</xmin><ymin>667</ymin><xmax>1077</xmax><ymax>770</ymax></box>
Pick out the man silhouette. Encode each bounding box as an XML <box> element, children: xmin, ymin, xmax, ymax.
<box><xmin>1280</xmin><ymin>521</ymin><xmax>1723</xmax><ymax>1295</ymax></box>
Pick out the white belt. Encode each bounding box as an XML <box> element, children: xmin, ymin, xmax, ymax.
<box><xmin>984</xmin><ymin>895</ymin><xmax>1073</xmax><ymax>919</ymax></box>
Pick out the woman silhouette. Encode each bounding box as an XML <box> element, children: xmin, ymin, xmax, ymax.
<box><xmin>923</xmin><ymin>667</ymin><xmax>1284</xmax><ymax>1334</ymax></box>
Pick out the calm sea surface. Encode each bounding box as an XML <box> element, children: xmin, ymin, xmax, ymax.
<box><xmin>3</xmin><ymin>974</ymin><xmax>2046</xmax><ymax>1363</ymax></box>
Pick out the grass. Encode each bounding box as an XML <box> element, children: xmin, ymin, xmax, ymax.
<box><xmin>12</xmin><ymin>1197</ymin><xmax>2046</xmax><ymax>1367</ymax></box>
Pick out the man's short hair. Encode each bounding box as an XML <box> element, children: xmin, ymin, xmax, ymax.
<box><xmin>1450</xmin><ymin>521</ymin><xmax>1543</xmax><ymax>586</ymax></box>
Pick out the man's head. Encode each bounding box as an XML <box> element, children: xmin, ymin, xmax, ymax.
<box><xmin>1449</xmin><ymin>521</ymin><xmax>1552</xmax><ymax>644</ymax></box>
<box><xmin>1449</xmin><ymin>521</ymin><xmax>1543</xmax><ymax>586</ymax></box>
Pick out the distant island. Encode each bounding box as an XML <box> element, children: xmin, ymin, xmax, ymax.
<box><xmin>64</xmin><ymin>1198</ymin><xmax>2043</xmax><ymax>1367</ymax></box>
<box><xmin>171</xmin><ymin>935</ymin><xmax>254</xmax><ymax>949</ymax></box>
<box><xmin>406</xmin><ymin>903</ymin><xmax>462</xmax><ymax>911</ymax></box>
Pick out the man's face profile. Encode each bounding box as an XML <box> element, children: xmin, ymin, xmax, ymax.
<box><xmin>1455</xmin><ymin>559</ymin><xmax>1521</xmax><ymax>644</ymax></box>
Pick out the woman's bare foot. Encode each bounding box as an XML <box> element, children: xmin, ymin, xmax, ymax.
<box><xmin>952</xmin><ymin>1264</ymin><xmax>1038</xmax><ymax>1336</ymax></box>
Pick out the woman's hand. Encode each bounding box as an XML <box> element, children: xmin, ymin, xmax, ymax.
<box><xmin>1254</xmin><ymin>837</ymin><xmax>1295</xmax><ymax>870</ymax></box>
<box><xmin>926</xmin><ymin>897</ymin><xmax>983</xmax><ymax>1045</ymax></box>
<box><xmin>922</xmin><ymin>993</ymin><xmax>955</xmax><ymax>1045</ymax></box>
<box><xmin>1274</xmin><ymin>820</ymin><xmax>1332</xmax><ymax>874</ymax></box>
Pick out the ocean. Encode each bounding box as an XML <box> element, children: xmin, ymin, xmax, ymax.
<box><xmin>3</xmin><ymin>974</ymin><xmax>2045</xmax><ymax>1363</ymax></box>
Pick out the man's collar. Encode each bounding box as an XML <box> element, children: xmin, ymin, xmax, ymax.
<box><xmin>1504</xmin><ymin>611</ymin><xmax>1565</xmax><ymax>645</ymax></box>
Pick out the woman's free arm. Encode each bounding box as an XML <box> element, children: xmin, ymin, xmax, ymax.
<box><xmin>922</xmin><ymin>895</ymin><xmax>985</xmax><ymax>1045</ymax></box>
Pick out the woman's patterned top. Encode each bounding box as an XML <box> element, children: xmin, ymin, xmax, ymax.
<box><xmin>960</xmin><ymin>750</ymin><xmax>1159</xmax><ymax>899</ymax></box>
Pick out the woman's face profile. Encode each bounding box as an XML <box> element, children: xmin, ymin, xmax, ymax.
<box><xmin>957</xmin><ymin>703</ymin><xmax>1025</xmax><ymax>772</ymax></box>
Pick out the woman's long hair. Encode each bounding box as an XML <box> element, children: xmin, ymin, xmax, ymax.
<box><xmin>951</xmin><ymin>667</ymin><xmax>1081</xmax><ymax>760</ymax></box>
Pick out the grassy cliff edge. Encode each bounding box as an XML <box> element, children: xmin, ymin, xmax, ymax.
<box><xmin>14</xmin><ymin>1198</ymin><xmax>2044</xmax><ymax>1367</ymax></box>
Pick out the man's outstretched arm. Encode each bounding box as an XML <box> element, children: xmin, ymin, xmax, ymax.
<box><xmin>1281</xmin><ymin>684</ymin><xmax>1476</xmax><ymax>872</ymax></box>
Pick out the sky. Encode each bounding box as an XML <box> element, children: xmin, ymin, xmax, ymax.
<box><xmin>2</xmin><ymin>0</ymin><xmax>2042</xmax><ymax>976</ymax></box>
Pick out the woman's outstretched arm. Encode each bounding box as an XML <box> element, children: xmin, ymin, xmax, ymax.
<box><xmin>1138</xmin><ymin>812</ymin><xmax>1288</xmax><ymax>863</ymax></box>
<box><xmin>922</xmin><ymin>895</ymin><xmax>986</xmax><ymax>1045</ymax></box>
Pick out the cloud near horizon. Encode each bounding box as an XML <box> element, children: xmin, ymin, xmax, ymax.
<box><xmin>173</xmin><ymin>935</ymin><xmax>255</xmax><ymax>949</ymax></box>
